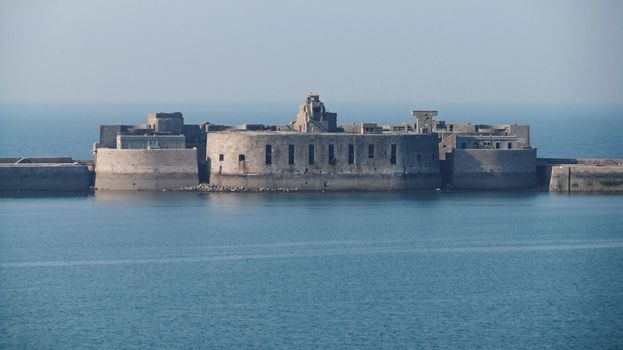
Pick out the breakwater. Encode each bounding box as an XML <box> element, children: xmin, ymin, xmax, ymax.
<box><xmin>0</xmin><ymin>158</ymin><xmax>91</xmax><ymax>192</ymax></box>
<box><xmin>539</xmin><ymin>158</ymin><xmax>623</xmax><ymax>192</ymax></box>
<box><xmin>549</xmin><ymin>164</ymin><xmax>623</xmax><ymax>192</ymax></box>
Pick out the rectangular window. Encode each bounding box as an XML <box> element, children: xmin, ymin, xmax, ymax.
<box><xmin>390</xmin><ymin>144</ymin><xmax>397</xmax><ymax>164</ymax></box>
<box><xmin>219</xmin><ymin>154</ymin><xmax>224</xmax><ymax>161</ymax></box>
<box><xmin>348</xmin><ymin>144</ymin><xmax>354</xmax><ymax>164</ymax></box>
<box><xmin>288</xmin><ymin>144</ymin><xmax>295</xmax><ymax>165</ymax></box>
<box><xmin>508</xmin><ymin>142</ymin><xmax>512</xmax><ymax>149</ymax></box>
<box><xmin>308</xmin><ymin>144</ymin><xmax>315</xmax><ymax>165</ymax></box>
<box><xmin>368</xmin><ymin>144</ymin><xmax>375</xmax><ymax>159</ymax></box>
<box><xmin>328</xmin><ymin>144</ymin><xmax>335</xmax><ymax>164</ymax></box>
<box><xmin>265</xmin><ymin>145</ymin><xmax>272</xmax><ymax>165</ymax></box>
<box><xmin>495</xmin><ymin>142</ymin><xmax>500</xmax><ymax>149</ymax></box>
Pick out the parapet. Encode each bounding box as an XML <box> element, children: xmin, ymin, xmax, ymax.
<box><xmin>116</xmin><ymin>134</ymin><xmax>185</xmax><ymax>149</ymax></box>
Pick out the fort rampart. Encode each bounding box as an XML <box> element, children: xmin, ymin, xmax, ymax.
<box><xmin>94</xmin><ymin>149</ymin><xmax>198</xmax><ymax>190</ymax></box>
<box><xmin>447</xmin><ymin>148</ymin><xmax>537</xmax><ymax>190</ymax></box>
<box><xmin>206</xmin><ymin>132</ymin><xmax>441</xmax><ymax>190</ymax></box>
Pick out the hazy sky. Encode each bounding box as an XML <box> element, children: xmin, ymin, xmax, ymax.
<box><xmin>1</xmin><ymin>0</ymin><xmax>622</xmax><ymax>104</ymax></box>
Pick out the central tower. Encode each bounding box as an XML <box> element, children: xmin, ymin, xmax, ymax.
<box><xmin>293</xmin><ymin>93</ymin><xmax>337</xmax><ymax>133</ymax></box>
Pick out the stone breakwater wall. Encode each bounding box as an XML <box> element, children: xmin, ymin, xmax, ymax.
<box><xmin>94</xmin><ymin>149</ymin><xmax>198</xmax><ymax>190</ymax></box>
<box><xmin>0</xmin><ymin>163</ymin><xmax>91</xmax><ymax>191</ymax></box>
<box><xmin>206</xmin><ymin>132</ymin><xmax>441</xmax><ymax>191</ymax></box>
<box><xmin>549</xmin><ymin>164</ymin><xmax>623</xmax><ymax>192</ymax></box>
<box><xmin>0</xmin><ymin>157</ymin><xmax>76</xmax><ymax>164</ymax></box>
<box><xmin>447</xmin><ymin>148</ymin><xmax>537</xmax><ymax>190</ymax></box>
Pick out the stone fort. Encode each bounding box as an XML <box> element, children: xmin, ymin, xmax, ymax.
<box><xmin>93</xmin><ymin>93</ymin><xmax>537</xmax><ymax>191</ymax></box>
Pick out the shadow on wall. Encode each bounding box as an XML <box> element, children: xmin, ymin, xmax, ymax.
<box><xmin>448</xmin><ymin>149</ymin><xmax>537</xmax><ymax>190</ymax></box>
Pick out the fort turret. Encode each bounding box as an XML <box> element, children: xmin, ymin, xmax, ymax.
<box><xmin>292</xmin><ymin>93</ymin><xmax>338</xmax><ymax>133</ymax></box>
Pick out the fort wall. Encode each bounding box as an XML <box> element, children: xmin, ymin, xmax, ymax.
<box><xmin>448</xmin><ymin>148</ymin><xmax>537</xmax><ymax>189</ymax></box>
<box><xmin>95</xmin><ymin>149</ymin><xmax>198</xmax><ymax>190</ymax></box>
<box><xmin>0</xmin><ymin>163</ymin><xmax>91</xmax><ymax>191</ymax></box>
<box><xmin>206</xmin><ymin>132</ymin><xmax>440</xmax><ymax>190</ymax></box>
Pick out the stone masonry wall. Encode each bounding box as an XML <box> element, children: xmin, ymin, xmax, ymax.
<box><xmin>95</xmin><ymin>149</ymin><xmax>198</xmax><ymax>190</ymax></box>
<box><xmin>450</xmin><ymin>148</ymin><xmax>537</xmax><ymax>190</ymax></box>
<box><xmin>549</xmin><ymin>165</ymin><xmax>623</xmax><ymax>192</ymax></box>
<box><xmin>0</xmin><ymin>164</ymin><xmax>91</xmax><ymax>191</ymax></box>
<box><xmin>206</xmin><ymin>132</ymin><xmax>440</xmax><ymax>190</ymax></box>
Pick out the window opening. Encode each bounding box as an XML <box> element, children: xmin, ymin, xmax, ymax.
<box><xmin>348</xmin><ymin>144</ymin><xmax>355</xmax><ymax>164</ymax></box>
<box><xmin>308</xmin><ymin>145</ymin><xmax>315</xmax><ymax>165</ymax></box>
<box><xmin>288</xmin><ymin>144</ymin><xmax>295</xmax><ymax>165</ymax></box>
<box><xmin>390</xmin><ymin>144</ymin><xmax>397</xmax><ymax>164</ymax></box>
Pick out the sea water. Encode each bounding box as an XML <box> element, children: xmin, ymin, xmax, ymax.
<box><xmin>1</xmin><ymin>104</ymin><xmax>623</xmax><ymax>348</ymax></box>
<box><xmin>1</xmin><ymin>192</ymin><xmax>622</xmax><ymax>349</ymax></box>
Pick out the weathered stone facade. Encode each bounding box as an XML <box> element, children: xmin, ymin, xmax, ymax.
<box><xmin>94</xmin><ymin>149</ymin><xmax>198</xmax><ymax>191</ymax></box>
<box><xmin>206</xmin><ymin>132</ymin><xmax>440</xmax><ymax>190</ymax></box>
<box><xmin>447</xmin><ymin>148</ymin><xmax>537</xmax><ymax>190</ymax></box>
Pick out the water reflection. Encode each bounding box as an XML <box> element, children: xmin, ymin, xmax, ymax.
<box><xmin>92</xmin><ymin>188</ymin><xmax>547</xmax><ymax>208</ymax></box>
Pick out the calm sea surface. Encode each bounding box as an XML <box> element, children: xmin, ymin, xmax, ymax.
<box><xmin>1</xmin><ymin>192</ymin><xmax>623</xmax><ymax>349</ymax></box>
<box><xmin>1</xmin><ymin>104</ymin><xmax>623</xmax><ymax>348</ymax></box>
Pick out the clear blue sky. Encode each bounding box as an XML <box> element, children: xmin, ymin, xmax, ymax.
<box><xmin>1</xmin><ymin>0</ymin><xmax>621</xmax><ymax>104</ymax></box>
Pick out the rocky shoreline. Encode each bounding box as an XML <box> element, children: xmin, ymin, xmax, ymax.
<box><xmin>170</xmin><ymin>183</ymin><xmax>300</xmax><ymax>193</ymax></box>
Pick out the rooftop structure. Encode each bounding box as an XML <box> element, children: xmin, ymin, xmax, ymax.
<box><xmin>292</xmin><ymin>93</ymin><xmax>338</xmax><ymax>133</ymax></box>
<box><xmin>427</xmin><ymin>114</ymin><xmax>532</xmax><ymax>161</ymax></box>
<box><xmin>412</xmin><ymin>110</ymin><xmax>438</xmax><ymax>134</ymax></box>
<box><xmin>147</xmin><ymin>112</ymin><xmax>184</xmax><ymax>134</ymax></box>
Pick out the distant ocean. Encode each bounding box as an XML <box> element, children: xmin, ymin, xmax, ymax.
<box><xmin>1</xmin><ymin>102</ymin><xmax>622</xmax><ymax>160</ymax></box>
